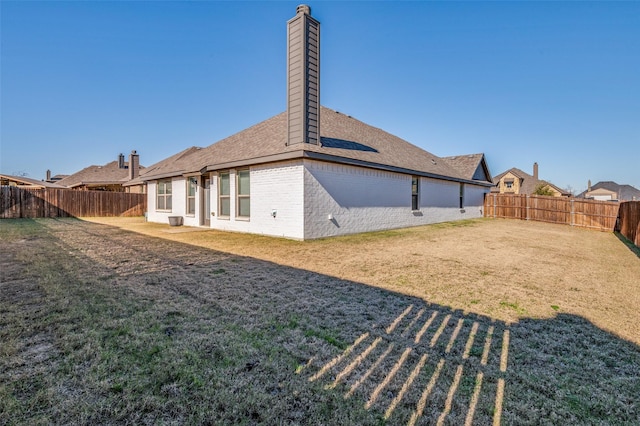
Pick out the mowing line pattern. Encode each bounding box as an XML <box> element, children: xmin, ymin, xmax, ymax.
<box><xmin>305</xmin><ymin>304</ymin><xmax>511</xmax><ymax>425</ymax></box>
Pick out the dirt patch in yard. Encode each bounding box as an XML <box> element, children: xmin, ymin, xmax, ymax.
<box><xmin>1</xmin><ymin>217</ymin><xmax>639</xmax><ymax>424</ymax></box>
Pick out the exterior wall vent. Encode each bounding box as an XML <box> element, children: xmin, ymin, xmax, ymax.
<box><xmin>287</xmin><ymin>4</ymin><xmax>320</xmax><ymax>146</ymax></box>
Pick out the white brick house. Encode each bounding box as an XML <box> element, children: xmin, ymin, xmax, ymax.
<box><xmin>131</xmin><ymin>5</ymin><xmax>493</xmax><ymax>240</ymax></box>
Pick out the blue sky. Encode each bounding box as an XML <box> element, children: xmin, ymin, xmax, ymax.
<box><xmin>2</xmin><ymin>1</ymin><xmax>639</xmax><ymax>193</ymax></box>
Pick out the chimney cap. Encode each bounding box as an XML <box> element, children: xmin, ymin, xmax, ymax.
<box><xmin>296</xmin><ymin>4</ymin><xmax>311</xmax><ymax>15</ymax></box>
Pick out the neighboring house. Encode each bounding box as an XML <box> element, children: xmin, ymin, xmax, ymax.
<box><xmin>44</xmin><ymin>170</ymin><xmax>68</xmax><ymax>184</ymax></box>
<box><xmin>56</xmin><ymin>151</ymin><xmax>145</xmax><ymax>193</ymax></box>
<box><xmin>137</xmin><ymin>5</ymin><xmax>494</xmax><ymax>240</ymax></box>
<box><xmin>0</xmin><ymin>174</ymin><xmax>64</xmax><ymax>189</ymax></box>
<box><xmin>577</xmin><ymin>181</ymin><xmax>640</xmax><ymax>202</ymax></box>
<box><xmin>492</xmin><ymin>163</ymin><xmax>569</xmax><ymax>197</ymax></box>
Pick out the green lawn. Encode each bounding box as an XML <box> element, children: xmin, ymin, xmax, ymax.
<box><xmin>1</xmin><ymin>218</ymin><xmax>638</xmax><ymax>424</ymax></box>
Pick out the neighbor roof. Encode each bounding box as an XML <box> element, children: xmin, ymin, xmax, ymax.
<box><xmin>56</xmin><ymin>160</ymin><xmax>145</xmax><ymax>188</ymax></box>
<box><xmin>492</xmin><ymin>167</ymin><xmax>569</xmax><ymax>195</ymax></box>
<box><xmin>0</xmin><ymin>174</ymin><xmax>65</xmax><ymax>188</ymax></box>
<box><xmin>577</xmin><ymin>181</ymin><xmax>640</xmax><ymax>201</ymax></box>
<box><xmin>138</xmin><ymin>107</ymin><xmax>492</xmax><ymax>186</ymax></box>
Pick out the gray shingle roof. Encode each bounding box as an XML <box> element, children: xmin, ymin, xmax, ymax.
<box><xmin>126</xmin><ymin>146</ymin><xmax>203</xmax><ymax>184</ymax></box>
<box><xmin>56</xmin><ymin>160</ymin><xmax>145</xmax><ymax>188</ymax></box>
<box><xmin>442</xmin><ymin>154</ymin><xmax>491</xmax><ymax>181</ymax></box>
<box><xmin>138</xmin><ymin>107</ymin><xmax>492</xmax><ymax>186</ymax></box>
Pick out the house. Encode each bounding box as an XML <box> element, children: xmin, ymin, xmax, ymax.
<box><xmin>136</xmin><ymin>5</ymin><xmax>494</xmax><ymax>240</ymax></box>
<box><xmin>492</xmin><ymin>163</ymin><xmax>569</xmax><ymax>197</ymax></box>
<box><xmin>44</xmin><ymin>170</ymin><xmax>68</xmax><ymax>184</ymax></box>
<box><xmin>56</xmin><ymin>151</ymin><xmax>145</xmax><ymax>193</ymax></box>
<box><xmin>0</xmin><ymin>174</ymin><xmax>64</xmax><ymax>189</ymax></box>
<box><xmin>577</xmin><ymin>181</ymin><xmax>640</xmax><ymax>201</ymax></box>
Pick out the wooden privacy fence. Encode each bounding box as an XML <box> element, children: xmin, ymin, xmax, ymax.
<box><xmin>617</xmin><ymin>201</ymin><xmax>640</xmax><ymax>247</ymax></box>
<box><xmin>484</xmin><ymin>194</ymin><xmax>620</xmax><ymax>232</ymax></box>
<box><xmin>0</xmin><ymin>187</ymin><xmax>146</xmax><ymax>218</ymax></box>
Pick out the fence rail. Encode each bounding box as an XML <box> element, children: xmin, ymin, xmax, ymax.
<box><xmin>1</xmin><ymin>187</ymin><xmax>146</xmax><ymax>218</ymax></box>
<box><xmin>617</xmin><ymin>201</ymin><xmax>640</xmax><ymax>247</ymax></box>
<box><xmin>484</xmin><ymin>194</ymin><xmax>620</xmax><ymax>232</ymax></box>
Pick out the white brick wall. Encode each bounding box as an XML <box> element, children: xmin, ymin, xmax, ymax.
<box><xmin>465</xmin><ymin>184</ymin><xmax>488</xmax><ymax>215</ymax></box>
<box><xmin>146</xmin><ymin>177</ymin><xmax>188</xmax><ymax>225</ymax></box>
<box><xmin>209</xmin><ymin>161</ymin><xmax>306</xmax><ymax>239</ymax></box>
<box><xmin>145</xmin><ymin>159</ymin><xmax>489</xmax><ymax>239</ymax></box>
<box><xmin>303</xmin><ymin>160</ymin><xmax>488</xmax><ymax>239</ymax></box>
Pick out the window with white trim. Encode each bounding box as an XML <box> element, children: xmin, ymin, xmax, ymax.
<box><xmin>236</xmin><ymin>169</ymin><xmax>250</xmax><ymax>218</ymax></box>
<box><xmin>156</xmin><ymin>180</ymin><xmax>172</xmax><ymax>211</ymax></box>
<box><xmin>186</xmin><ymin>177</ymin><xmax>197</xmax><ymax>215</ymax></box>
<box><xmin>219</xmin><ymin>172</ymin><xmax>230</xmax><ymax>217</ymax></box>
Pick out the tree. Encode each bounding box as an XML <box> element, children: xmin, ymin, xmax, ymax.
<box><xmin>564</xmin><ymin>185</ymin><xmax>575</xmax><ymax>196</ymax></box>
<box><xmin>533</xmin><ymin>183</ymin><xmax>555</xmax><ymax>196</ymax></box>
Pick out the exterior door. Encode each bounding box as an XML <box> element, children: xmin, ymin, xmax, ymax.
<box><xmin>201</xmin><ymin>177</ymin><xmax>211</xmax><ymax>226</ymax></box>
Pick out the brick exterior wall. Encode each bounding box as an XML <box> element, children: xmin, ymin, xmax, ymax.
<box><xmin>209</xmin><ymin>160</ymin><xmax>306</xmax><ymax>239</ymax></box>
<box><xmin>146</xmin><ymin>178</ymin><xmax>189</xmax><ymax>226</ymax></box>
<box><xmin>303</xmin><ymin>160</ymin><xmax>487</xmax><ymax>239</ymax></box>
<box><xmin>145</xmin><ymin>159</ymin><xmax>489</xmax><ymax>239</ymax></box>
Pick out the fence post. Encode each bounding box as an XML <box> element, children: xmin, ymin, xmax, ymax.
<box><xmin>493</xmin><ymin>194</ymin><xmax>497</xmax><ymax>218</ymax></box>
<box><xmin>570</xmin><ymin>199</ymin><xmax>574</xmax><ymax>227</ymax></box>
<box><xmin>525</xmin><ymin>195</ymin><xmax>529</xmax><ymax>220</ymax></box>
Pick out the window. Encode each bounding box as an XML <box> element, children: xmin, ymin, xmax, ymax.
<box><xmin>219</xmin><ymin>172</ymin><xmax>230</xmax><ymax>217</ymax></box>
<box><xmin>186</xmin><ymin>177</ymin><xmax>197</xmax><ymax>215</ymax></box>
<box><xmin>236</xmin><ymin>169</ymin><xmax>250</xmax><ymax>218</ymax></box>
<box><xmin>459</xmin><ymin>183</ymin><xmax>465</xmax><ymax>209</ymax></box>
<box><xmin>504</xmin><ymin>178</ymin><xmax>514</xmax><ymax>191</ymax></box>
<box><xmin>411</xmin><ymin>176</ymin><xmax>419</xmax><ymax>210</ymax></box>
<box><xmin>156</xmin><ymin>180</ymin><xmax>172</xmax><ymax>211</ymax></box>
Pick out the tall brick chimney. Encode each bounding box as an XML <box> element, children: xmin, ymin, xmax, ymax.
<box><xmin>287</xmin><ymin>4</ymin><xmax>320</xmax><ymax>146</ymax></box>
<box><xmin>46</xmin><ymin>169</ymin><xmax>51</xmax><ymax>181</ymax></box>
<box><xmin>533</xmin><ymin>162</ymin><xmax>539</xmax><ymax>180</ymax></box>
<box><xmin>118</xmin><ymin>153</ymin><xmax>125</xmax><ymax>169</ymax></box>
<box><xmin>128</xmin><ymin>150</ymin><xmax>139</xmax><ymax>180</ymax></box>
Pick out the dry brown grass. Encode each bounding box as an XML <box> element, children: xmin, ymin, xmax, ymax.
<box><xmin>2</xmin><ymin>217</ymin><xmax>639</xmax><ymax>424</ymax></box>
<box><xmin>88</xmin><ymin>216</ymin><xmax>640</xmax><ymax>345</ymax></box>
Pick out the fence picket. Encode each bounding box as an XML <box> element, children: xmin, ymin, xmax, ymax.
<box><xmin>617</xmin><ymin>201</ymin><xmax>640</xmax><ymax>247</ymax></box>
<box><xmin>484</xmin><ymin>194</ymin><xmax>619</xmax><ymax>232</ymax></box>
<box><xmin>1</xmin><ymin>187</ymin><xmax>146</xmax><ymax>218</ymax></box>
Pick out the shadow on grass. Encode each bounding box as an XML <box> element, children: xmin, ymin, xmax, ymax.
<box><xmin>615</xmin><ymin>231</ymin><xmax>640</xmax><ymax>258</ymax></box>
<box><xmin>1</xmin><ymin>218</ymin><xmax>639</xmax><ymax>425</ymax></box>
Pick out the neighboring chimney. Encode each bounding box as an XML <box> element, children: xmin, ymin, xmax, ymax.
<box><xmin>287</xmin><ymin>4</ymin><xmax>320</xmax><ymax>146</ymax></box>
<box><xmin>46</xmin><ymin>169</ymin><xmax>51</xmax><ymax>181</ymax></box>
<box><xmin>533</xmin><ymin>162</ymin><xmax>539</xmax><ymax>180</ymax></box>
<box><xmin>118</xmin><ymin>153</ymin><xmax>125</xmax><ymax>169</ymax></box>
<box><xmin>128</xmin><ymin>150</ymin><xmax>139</xmax><ymax>180</ymax></box>
<box><xmin>588</xmin><ymin>179</ymin><xmax>592</xmax><ymax>192</ymax></box>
